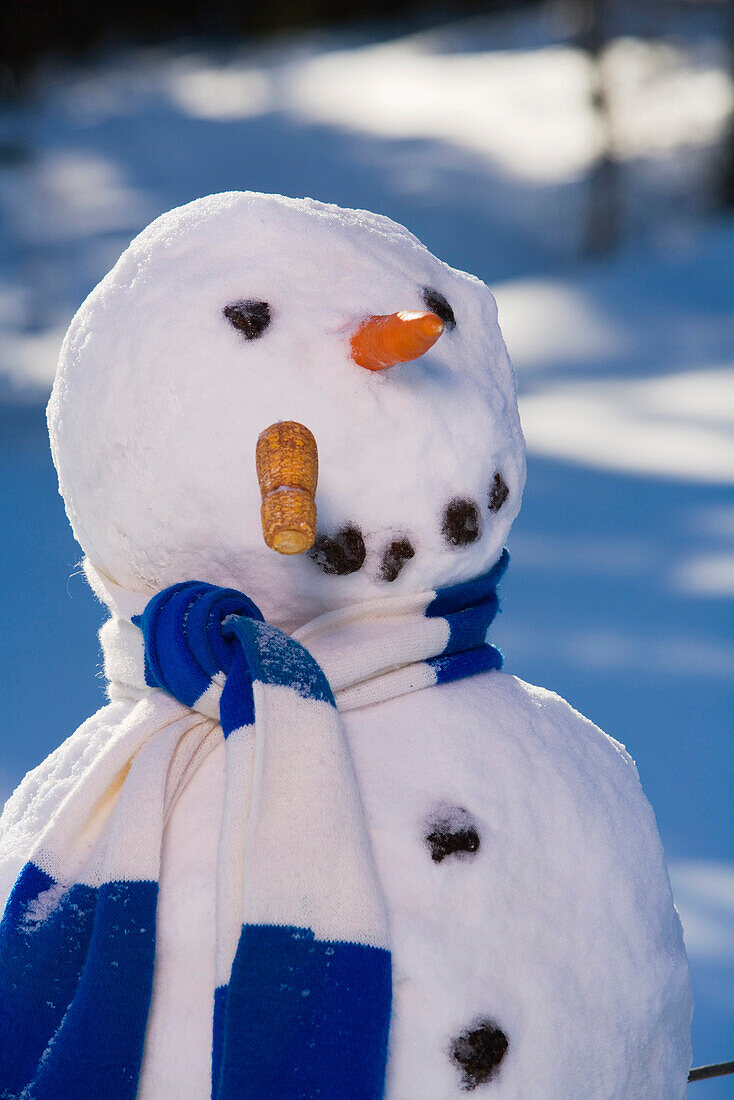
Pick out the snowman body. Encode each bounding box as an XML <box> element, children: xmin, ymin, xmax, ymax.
<box><xmin>0</xmin><ymin>192</ymin><xmax>691</xmax><ymax>1097</ymax></box>
<box><xmin>0</xmin><ymin>672</ymin><xmax>690</xmax><ymax>1097</ymax></box>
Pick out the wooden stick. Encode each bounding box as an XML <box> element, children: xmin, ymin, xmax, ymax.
<box><xmin>689</xmin><ymin>1060</ymin><xmax>734</xmax><ymax>1082</ymax></box>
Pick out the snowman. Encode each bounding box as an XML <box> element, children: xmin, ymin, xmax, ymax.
<box><xmin>0</xmin><ymin>192</ymin><xmax>691</xmax><ymax>1099</ymax></box>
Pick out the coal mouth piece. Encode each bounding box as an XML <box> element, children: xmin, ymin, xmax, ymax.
<box><xmin>310</xmin><ymin>524</ymin><xmax>366</xmax><ymax>576</ymax></box>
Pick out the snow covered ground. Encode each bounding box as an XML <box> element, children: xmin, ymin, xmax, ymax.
<box><xmin>0</xmin><ymin>6</ymin><xmax>732</xmax><ymax>1091</ymax></box>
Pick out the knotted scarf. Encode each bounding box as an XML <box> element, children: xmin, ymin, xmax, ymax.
<box><xmin>0</xmin><ymin>551</ymin><xmax>508</xmax><ymax>1100</ymax></box>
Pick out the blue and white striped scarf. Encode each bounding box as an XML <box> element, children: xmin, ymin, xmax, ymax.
<box><xmin>0</xmin><ymin>551</ymin><xmax>508</xmax><ymax>1100</ymax></box>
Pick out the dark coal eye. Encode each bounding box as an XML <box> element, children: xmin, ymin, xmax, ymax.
<box><xmin>223</xmin><ymin>299</ymin><xmax>271</xmax><ymax>340</ymax></box>
<box><xmin>422</xmin><ymin>287</ymin><xmax>456</xmax><ymax>330</ymax></box>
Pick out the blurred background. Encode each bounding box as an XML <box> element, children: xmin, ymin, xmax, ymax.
<box><xmin>1</xmin><ymin>0</ymin><xmax>732</xmax><ymax>1090</ymax></box>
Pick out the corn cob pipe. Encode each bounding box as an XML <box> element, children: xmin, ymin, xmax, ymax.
<box><xmin>256</xmin><ymin>421</ymin><xmax>318</xmax><ymax>554</ymax></box>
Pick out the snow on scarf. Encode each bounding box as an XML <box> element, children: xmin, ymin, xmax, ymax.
<box><xmin>0</xmin><ymin>550</ymin><xmax>508</xmax><ymax>1100</ymax></box>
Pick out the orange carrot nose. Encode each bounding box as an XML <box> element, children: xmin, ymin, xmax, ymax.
<box><xmin>351</xmin><ymin>310</ymin><xmax>444</xmax><ymax>372</ymax></box>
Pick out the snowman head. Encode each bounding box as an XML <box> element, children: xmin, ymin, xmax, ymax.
<box><xmin>49</xmin><ymin>192</ymin><xmax>525</xmax><ymax>630</ymax></box>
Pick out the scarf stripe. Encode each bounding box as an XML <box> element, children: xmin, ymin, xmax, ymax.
<box><xmin>217</xmin><ymin>925</ymin><xmax>391</xmax><ymax>1100</ymax></box>
<box><xmin>0</xmin><ymin>867</ymin><xmax>157</xmax><ymax>1099</ymax></box>
<box><xmin>0</xmin><ymin>553</ymin><xmax>508</xmax><ymax>1099</ymax></box>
